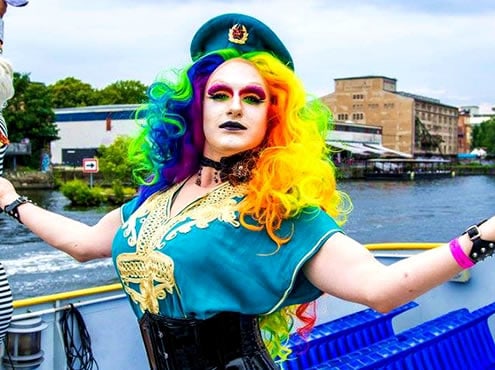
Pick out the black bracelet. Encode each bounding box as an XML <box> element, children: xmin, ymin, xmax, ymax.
<box><xmin>2</xmin><ymin>196</ymin><xmax>33</xmax><ymax>224</ymax></box>
<box><xmin>463</xmin><ymin>218</ymin><xmax>495</xmax><ymax>263</ymax></box>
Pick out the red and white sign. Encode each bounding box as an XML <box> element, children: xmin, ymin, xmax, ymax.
<box><xmin>82</xmin><ymin>158</ymin><xmax>99</xmax><ymax>173</ymax></box>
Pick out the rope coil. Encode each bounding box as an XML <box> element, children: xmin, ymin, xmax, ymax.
<box><xmin>59</xmin><ymin>304</ymin><xmax>99</xmax><ymax>370</ymax></box>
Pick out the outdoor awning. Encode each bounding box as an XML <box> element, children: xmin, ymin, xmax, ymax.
<box><xmin>365</xmin><ymin>143</ymin><xmax>413</xmax><ymax>158</ymax></box>
<box><xmin>347</xmin><ymin>143</ymin><xmax>385</xmax><ymax>155</ymax></box>
<box><xmin>328</xmin><ymin>141</ymin><xmax>370</xmax><ymax>155</ymax></box>
<box><xmin>328</xmin><ymin>141</ymin><xmax>413</xmax><ymax>158</ymax></box>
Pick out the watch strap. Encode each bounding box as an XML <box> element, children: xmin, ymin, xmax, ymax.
<box><xmin>2</xmin><ymin>196</ymin><xmax>32</xmax><ymax>224</ymax></box>
<box><xmin>463</xmin><ymin>219</ymin><xmax>495</xmax><ymax>263</ymax></box>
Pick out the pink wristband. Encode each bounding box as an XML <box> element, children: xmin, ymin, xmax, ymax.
<box><xmin>449</xmin><ymin>238</ymin><xmax>475</xmax><ymax>269</ymax></box>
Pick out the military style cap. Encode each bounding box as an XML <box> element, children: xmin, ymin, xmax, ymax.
<box><xmin>190</xmin><ymin>13</ymin><xmax>294</xmax><ymax>70</ymax></box>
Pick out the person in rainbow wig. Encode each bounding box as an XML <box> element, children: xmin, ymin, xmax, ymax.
<box><xmin>0</xmin><ymin>12</ymin><xmax>495</xmax><ymax>370</ymax></box>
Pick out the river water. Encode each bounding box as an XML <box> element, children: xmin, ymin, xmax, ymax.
<box><xmin>1</xmin><ymin>175</ymin><xmax>494</xmax><ymax>300</ymax></box>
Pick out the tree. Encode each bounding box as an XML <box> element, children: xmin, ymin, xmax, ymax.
<box><xmin>48</xmin><ymin>77</ymin><xmax>98</xmax><ymax>108</ymax></box>
<box><xmin>97</xmin><ymin>80</ymin><xmax>148</xmax><ymax>105</ymax></box>
<box><xmin>4</xmin><ymin>73</ymin><xmax>59</xmax><ymax>168</ymax></box>
<box><xmin>47</xmin><ymin>78</ymin><xmax>148</xmax><ymax>107</ymax></box>
<box><xmin>97</xmin><ymin>135</ymin><xmax>134</xmax><ymax>185</ymax></box>
<box><xmin>472</xmin><ymin>118</ymin><xmax>495</xmax><ymax>154</ymax></box>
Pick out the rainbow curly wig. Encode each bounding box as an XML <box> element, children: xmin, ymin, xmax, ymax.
<box><xmin>129</xmin><ymin>48</ymin><xmax>351</xmax><ymax>361</ymax></box>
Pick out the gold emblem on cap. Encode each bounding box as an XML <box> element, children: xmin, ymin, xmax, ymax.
<box><xmin>228</xmin><ymin>24</ymin><xmax>248</xmax><ymax>45</ymax></box>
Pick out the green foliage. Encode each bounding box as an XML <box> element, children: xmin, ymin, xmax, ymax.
<box><xmin>61</xmin><ymin>180</ymin><xmax>105</xmax><ymax>206</ymax></box>
<box><xmin>47</xmin><ymin>78</ymin><xmax>147</xmax><ymax>108</ymax></box>
<box><xmin>109</xmin><ymin>180</ymin><xmax>126</xmax><ymax>205</ymax></box>
<box><xmin>3</xmin><ymin>73</ymin><xmax>59</xmax><ymax>168</ymax></box>
<box><xmin>2</xmin><ymin>69</ymin><xmax>148</xmax><ymax>171</ymax></box>
<box><xmin>97</xmin><ymin>136</ymin><xmax>135</xmax><ymax>185</ymax></box>
<box><xmin>48</xmin><ymin>77</ymin><xmax>98</xmax><ymax>108</ymax></box>
<box><xmin>98</xmin><ymin>80</ymin><xmax>147</xmax><ymax>105</ymax></box>
<box><xmin>472</xmin><ymin>118</ymin><xmax>495</xmax><ymax>153</ymax></box>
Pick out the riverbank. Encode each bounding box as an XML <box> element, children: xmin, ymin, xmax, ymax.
<box><xmin>3</xmin><ymin>170</ymin><xmax>56</xmax><ymax>189</ymax></box>
<box><xmin>337</xmin><ymin>164</ymin><xmax>495</xmax><ymax>179</ymax></box>
<box><xmin>4</xmin><ymin>164</ymin><xmax>495</xmax><ymax>189</ymax></box>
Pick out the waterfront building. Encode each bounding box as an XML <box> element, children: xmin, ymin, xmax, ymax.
<box><xmin>320</xmin><ymin>76</ymin><xmax>459</xmax><ymax>157</ymax></box>
<box><xmin>51</xmin><ymin>104</ymin><xmax>140</xmax><ymax>165</ymax></box>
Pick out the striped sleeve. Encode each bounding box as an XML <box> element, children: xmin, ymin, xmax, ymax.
<box><xmin>0</xmin><ymin>262</ymin><xmax>13</xmax><ymax>343</ymax></box>
<box><xmin>0</xmin><ymin>112</ymin><xmax>8</xmax><ymax>176</ymax></box>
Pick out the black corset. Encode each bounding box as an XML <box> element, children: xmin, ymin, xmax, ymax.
<box><xmin>139</xmin><ymin>311</ymin><xmax>278</xmax><ymax>370</ymax></box>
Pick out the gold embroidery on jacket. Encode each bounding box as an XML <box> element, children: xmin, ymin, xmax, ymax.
<box><xmin>116</xmin><ymin>182</ymin><xmax>246</xmax><ymax>314</ymax></box>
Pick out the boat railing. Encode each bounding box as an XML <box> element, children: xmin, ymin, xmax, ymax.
<box><xmin>12</xmin><ymin>291</ymin><xmax>127</xmax><ymax>321</ymax></box>
<box><xmin>12</xmin><ymin>282</ymin><xmax>123</xmax><ymax>311</ymax></box>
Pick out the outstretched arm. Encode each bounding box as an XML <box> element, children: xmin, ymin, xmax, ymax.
<box><xmin>0</xmin><ymin>177</ymin><xmax>121</xmax><ymax>262</ymax></box>
<box><xmin>304</xmin><ymin>216</ymin><xmax>495</xmax><ymax>313</ymax></box>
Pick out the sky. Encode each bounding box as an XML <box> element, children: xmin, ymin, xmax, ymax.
<box><xmin>4</xmin><ymin>0</ymin><xmax>495</xmax><ymax>111</ymax></box>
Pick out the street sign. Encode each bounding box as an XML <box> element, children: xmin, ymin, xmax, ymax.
<box><xmin>82</xmin><ymin>158</ymin><xmax>99</xmax><ymax>173</ymax></box>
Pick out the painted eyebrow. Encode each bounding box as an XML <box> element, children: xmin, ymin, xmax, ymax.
<box><xmin>206</xmin><ymin>83</ymin><xmax>267</xmax><ymax>100</ymax></box>
<box><xmin>206</xmin><ymin>83</ymin><xmax>232</xmax><ymax>96</ymax></box>
<box><xmin>240</xmin><ymin>85</ymin><xmax>267</xmax><ymax>100</ymax></box>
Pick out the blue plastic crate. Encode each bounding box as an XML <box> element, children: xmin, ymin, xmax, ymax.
<box><xmin>282</xmin><ymin>301</ymin><xmax>418</xmax><ymax>369</ymax></box>
<box><xmin>313</xmin><ymin>301</ymin><xmax>495</xmax><ymax>370</ymax></box>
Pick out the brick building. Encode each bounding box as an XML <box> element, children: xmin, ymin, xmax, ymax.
<box><xmin>320</xmin><ymin>76</ymin><xmax>459</xmax><ymax>157</ymax></box>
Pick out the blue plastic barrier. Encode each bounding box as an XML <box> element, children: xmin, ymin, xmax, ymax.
<box><xmin>281</xmin><ymin>301</ymin><xmax>418</xmax><ymax>370</ymax></box>
<box><xmin>307</xmin><ymin>301</ymin><xmax>495</xmax><ymax>370</ymax></box>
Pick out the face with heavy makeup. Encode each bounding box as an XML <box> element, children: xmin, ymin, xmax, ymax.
<box><xmin>202</xmin><ymin>58</ymin><xmax>270</xmax><ymax>160</ymax></box>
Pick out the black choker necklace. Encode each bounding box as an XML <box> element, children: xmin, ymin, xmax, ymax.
<box><xmin>195</xmin><ymin>150</ymin><xmax>259</xmax><ymax>186</ymax></box>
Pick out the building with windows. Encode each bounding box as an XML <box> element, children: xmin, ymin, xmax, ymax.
<box><xmin>51</xmin><ymin>104</ymin><xmax>141</xmax><ymax>165</ymax></box>
<box><xmin>320</xmin><ymin>76</ymin><xmax>459</xmax><ymax>157</ymax></box>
